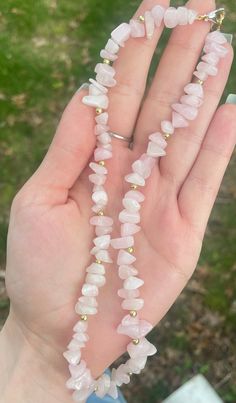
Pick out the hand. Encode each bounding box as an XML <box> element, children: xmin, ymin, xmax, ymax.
<box><xmin>1</xmin><ymin>0</ymin><xmax>235</xmax><ymax>402</ymax></box>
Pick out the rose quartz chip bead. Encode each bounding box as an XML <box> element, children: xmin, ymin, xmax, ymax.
<box><xmin>111</xmin><ymin>236</ymin><xmax>134</xmax><ymax>249</ymax></box>
<box><xmin>94</xmin><ymin>148</ymin><xmax>112</xmax><ymax>161</ymax></box>
<box><xmin>172</xmin><ymin>112</ymin><xmax>189</xmax><ymax>128</ymax></box>
<box><xmin>129</xmin><ymin>19</ymin><xmax>145</xmax><ymax>38</ymax></box>
<box><xmin>111</xmin><ymin>23</ymin><xmax>131</xmax><ymax>47</ymax></box>
<box><xmin>151</xmin><ymin>5</ymin><xmax>165</xmax><ymax>27</ymax></box>
<box><xmin>164</xmin><ymin>7</ymin><xmax>178</xmax><ymax>28</ymax></box>
<box><xmin>144</xmin><ymin>10</ymin><xmax>155</xmax><ymax>40</ymax></box>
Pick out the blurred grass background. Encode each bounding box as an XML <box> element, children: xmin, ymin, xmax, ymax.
<box><xmin>0</xmin><ymin>0</ymin><xmax>235</xmax><ymax>401</ymax></box>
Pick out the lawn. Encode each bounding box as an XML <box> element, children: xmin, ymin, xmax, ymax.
<box><xmin>0</xmin><ymin>0</ymin><xmax>235</xmax><ymax>401</ymax></box>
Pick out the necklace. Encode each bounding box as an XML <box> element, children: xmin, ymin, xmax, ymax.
<box><xmin>63</xmin><ymin>5</ymin><xmax>227</xmax><ymax>401</ymax></box>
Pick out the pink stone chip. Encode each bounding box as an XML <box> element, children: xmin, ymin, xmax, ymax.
<box><xmin>117</xmin><ymin>250</ymin><xmax>136</xmax><ymax>265</ymax></box>
<box><xmin>206</xmin><ymin>30</ymin><xmax>227</xmax><ymax>45</ymax></box>
<box><xmin>177</xmin><ymin>6</ymin><xmax>189</xmax><ymax>25</ymax></box>
<box><xmin>151</xmin><ymin>5</ymin><xmax>165</xmax><ymax>27</ymax></box>
<box><xmin>122</xmin><ymin>298</ymin><xmax>144</xmax><ymax>311</ymax></box>
<box><xmin>145</xmin><ymin>10</ymin><xmax>155</xmax><ymax>40</ymax></box>
<box><xmin>118</xmin><ymin>265</ymin><xmax>138</xmax><ymax>279</ymax></box>
<box><xmin>123</xmin><ymin>197</ymin><xmax>140</xmax><ymax>213</ymax></box>
<box><xmin>124</xmin><ymin>276</ymin><xmax>144</xmax><ymax>290</ymax></box>
<box><xmin>188</xmin><ymin>9</ymin><xmax>198</xmax><ymax>24</ymax></box>
<box><xmin>203</xmin><ymin>42</ymin><xmax>228</xmax><ymax>58</ymax></box>
<box><xmin>172</xmin><ymin>103</ymin><xmax>198</xmax><ymax>121</ymax></box>
<box><xmin>95</xmin><ymin>63</ymin><xmax>115</xmax><ymax>77</ymax></box>
<box><xmin>119</xmin><ymin>210</ymin><xmax>140</xmax><ymax>224</ymax></box>
<box><xmin>111</xmin><ymin>23</ymin><xmax>131</xmax><ymax>47</ymax></box>
<box><xmin>184</xmin><ymin>83</ymin><xmax>204</xmax><ymax>98</ymax></box>
<box><xmin>125</xmin><ymin>190</ymin><xmax>145</xmax><ymax>203</ymax></box>
<box><xmin>180</xmin><ymin>95</ymin><xmax>203</xmax><ymax>108</ymax></box>
<box><xmin>82</xmin><ymin>94</ymin><xmax>109</xmax><ymax>109</ymax></box>
<box><xmin>193</xmin><ymin>70</ymin><xmax>208</xmax><ymax>82</ymax></box>
<box><xmin>95</xmin><ymin>111</ymin><xmax>109</xmax><ymax>125</ymax></box>
<box><xmin>94</xmin><ymin>147</ymin><xmax>112</xmax><ymax>161</ymax></box>
<box><xmin>129</xmin><ymin>19</ymin><xmax>145</xmax><ymax>38</ymax></box>
<box><xmin>121</xmin><ymin>223</ymin><xmax>141</xmax><ymax>237</ymax></box>
<box><xmin>148</xmin><ymin>132</ymin><xmax>167</xmax><ymax>148</ymax></box>
<box><xmin>125</xmin><ymin>173</ymin><xmax>145</xmax><ymax>186</ymax></box>
<box><xmin>118</xmin><ymin>288</ymin><xmax>140</xmax><ymax>299</ymax></box>
<box><xmin>201</xmin><ymin>52</ymin><xmax>220</xmax><ymax>66</ymax></box>
<box><xmin>90</xmin><ymin>215</ymin><xmax>113</xmax><ymax>226</ymax></box>
<box><xmin>127</xmin><ymin>337</ymin><xmax>157</xmax><ymax>358</ymax></box>
<box><xmin>105</xmin><ymin>38</ymin><xmax>119</xmax><ymax>54</ymax></box>
<box><xmin>89</xmin><ymin>78</ymin><xmax>108</xmax><ymax>94</ymax></box>
<box><xmin>131</xmin><ymin>158</ymin><xmax>153</xmax><ymax>180</ymax></box>
<box><xmin>69</xmin><ymin>360</ymin><xmax>87</xmax><ymax>379</ymax></box>
<box><xmin>161</xmin><ymin>120</ymin><xmax>174</xmax><ymax>134</ymax></box>
<box><xmin>164</xmin><ymin>7</ymin><xmax>178</xmax><ymax>28</ymax></box>
<box><xmin>100</xmin><ymin>49</ymin><xmax>118</xmax><ymax>62</ymax></box>
<box><xmin>147</xmin><ymin>142</ymin><xmax>166</xmax><ymax>157</ymax></box>
<box><xmin>172</xmin><ymin>111</ymin><xmax>189</xmax><ymax>128</ymax></box>
<box><xmin>197</xmin><ymin>61</ymin><xmax>218</xmax><ymax>76</ymax></box>
<box><xmin>111</xmin><ymin>236</ymin><xmax>134</xmax><ymax>249</ymax></box>
<box><xmin>89</xmin><ymin>174</ymin><xmax>106</xmax><ymax>186</ymax></box>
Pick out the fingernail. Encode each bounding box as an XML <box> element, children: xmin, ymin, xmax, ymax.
<box><xmin>222</xmin><ymin>33</ymin><xmax>233</xmax><ymax>44</ymax></box>
<box><xmin>77</xmin><ymin>83</ymin><xmax>89</xmax><ymax>92</ymax></box>
<box><xmin>225</xmin><ymin>94</ymin><xmax>236</xmax><ymax>104</ymax></box>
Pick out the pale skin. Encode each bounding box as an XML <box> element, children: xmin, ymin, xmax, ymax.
<box><xmin>0</xmin><ymin>0</ymin><xmax>235</xmax><ymax>402</ymax></box>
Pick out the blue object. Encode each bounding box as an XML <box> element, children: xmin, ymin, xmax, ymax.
<box><xmin>87</xmin><ymin>369</ymin><xmax>127</xmax><ymax>403</ymax></box>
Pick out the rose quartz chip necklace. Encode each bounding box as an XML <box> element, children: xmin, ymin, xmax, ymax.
<box><xmin>63</xmin><ymin>5</ymin><xmax>227</xmax><ymax>401</ymax></box>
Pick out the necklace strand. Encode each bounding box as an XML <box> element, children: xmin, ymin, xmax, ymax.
<box><xmin>63</xmin><ymin>4</ymin><xmax>228</xmax><ymax>401</ymax></box>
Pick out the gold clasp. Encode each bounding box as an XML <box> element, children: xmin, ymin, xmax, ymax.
<box><xmin>197</xmin><ymin>8</ymin><xmax>225</xmax><ymax>31</ymax></box>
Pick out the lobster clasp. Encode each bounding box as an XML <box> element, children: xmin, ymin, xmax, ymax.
<box><xmin>197</xmin><ymin>8</ymin><xmax>225</xmax><ymax>31</ymax></box>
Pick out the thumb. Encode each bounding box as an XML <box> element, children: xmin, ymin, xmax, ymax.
<box><xmin>24</xmin><ymin>84</ymin><xmax>96</xmax><ymax>204</ymax></box>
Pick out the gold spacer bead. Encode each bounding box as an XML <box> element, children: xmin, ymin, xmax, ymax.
<box><xmin>128</xmin><ymin>372</ymin><xmax>133</xmax><ymax>376</ymax></box>
<box><xmin>96</xmin><ymin>107</ymin><xmax>103</xmax><ymax>115</ymax></box>
<box><xmin>95</xmin><ymin>259</ymin><xmax>102</xmax><ymax>264</ymax></box>
<box><xmin>130</xmin><ymin>310</ymin><xmax>137</xmax><ymax>317</ymax></box>
<box><xmin>94</xmin><ymin>386</ymin><xmax>98</xmax><ymax>392</ymax></box>
<box><xmin>98</xmin><ymin>210</ymin><xmax>104</xmax><ymax>216</ymax></box>
<box><xmin>99</xmin><ymin>160</ymin><xmax>105</xmax><ymax>166</ymax></box>
<box><xmin>81</xmin><ymin>315</ymin><xmax>88</xmax><ymax>321</ymax></box>
<box><xmin>164</xmin><ymin>133</ymin><xmax>171</xmax><ymax>140</ymax></box>
<box><xmin>127</xmin><ymin>247</ymin><xmax>134</xmax><ymax>254</ymax></box>
<box><xmin>197</xmin><ymin>79</ymin><xmax>204</xmax><ymax>85</ymax></box>
<box><xmin>131</xmin><ymin>184</ymin><xmax>138</xmax><ymax>190</ymax></box>
<box><xmin>103</xmin><ymin>58</ymin><xmax>111</xmax><ymax>65</ymax></box>
<box><xmin>138</xmin><ymin>15</ymin><xmax>145</xmax><ymax>22</ymax></box>
<box><xmin>132</xmin><ymin>338</ymin><xmax>140</xmax><ymax>345</ymax></box>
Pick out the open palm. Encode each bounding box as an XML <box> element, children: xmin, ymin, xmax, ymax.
<box><xmin>4</xmin><ymin>0</ymin><xmax>236</xmax><ymax>399</ymax></box>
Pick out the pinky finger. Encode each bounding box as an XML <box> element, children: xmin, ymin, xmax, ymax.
<box><xmin>178</xmin><ymin>103</ymin><xmax>236</xmax><ymax>239</ymax></box>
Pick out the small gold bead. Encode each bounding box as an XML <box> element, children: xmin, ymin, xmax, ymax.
<box><xmin>81</xmin><ymin>315</ymin><xmax>88</xmax><ymax>321</ymax></box>
<box><xmin>130</xmin><ymin>310</ymin><xmax>137</xmax><ymax>317</ymax></box>
<box><xmin>94</xmin><ymin>386</ymin><xmax>98</xmax><ymax>392</ymax></box>
<box><xmin>164</xmin><ymin>133</ymin><xmax>171</xmax><ymax>140</ymax></box>
<box><xmin>127</xmin><ymin>247</ymin><xmax>134</xmax><ymax>254</ymax></box>
<box><xmin>128</xmin><ymin>372</ymin><xmax>133</xmax><ymax>376</ymax></box>
<box><xmin>103</xmin><ymin>58</ymin><xmax>111</xmax><ymax>65</ymax></box>
<box><xmin>132</xmin><ymin>338</ymin><xmax>140</xmax><ymax>345</ymax></box>
<box><xmin>96</xmin><ymin>107</ymin><xmax>103</xmax><ymax>115</ymax></box>
<box><xmin>131</xmin><ymin>184</ymin><xmax>138</xmax><ymax>190</ymax></box>
<box><xmin>98</xmin><ymin>210</ymin><xmax>104</xmax><ymax>216</ymax></box>
<box><xmin>95</xmin><ymin>259</ymin><xmax>102</xmax><ymax>264</ymax></box>
<box><xmin>197</xmin><ymin>79</ymin><xmax>204</xmax><ymax>85</ymax></box>
<box><xmin>138</xmin><ymin>15</ymin><xmax>145</xmax><ymax>22</ymax></box>
<box><xmin>99</xmin><ymin>161</ymin><xmax>105</xmax><ymax>166</ymax></box>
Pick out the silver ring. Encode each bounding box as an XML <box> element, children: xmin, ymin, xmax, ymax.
<box><xmin>109</xmin><ymin>131</ymin><xmax>133</xmax><ymax>143</ymax></box>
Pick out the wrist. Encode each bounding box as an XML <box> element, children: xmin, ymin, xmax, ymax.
<box><xmin>0</xmin><ymin>310</ymin><xmax>73</xmax><ymax>403</ymax></box>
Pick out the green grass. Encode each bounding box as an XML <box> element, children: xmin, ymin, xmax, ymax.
<box><xmin>0</xmin><ymin>0</ymin><xmax>236</xmax><ymax>401</ymax></box>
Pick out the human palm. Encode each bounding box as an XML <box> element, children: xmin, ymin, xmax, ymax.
<box><xmin>4</xmin><ymin>0</ymin><xmax>236</xmax><ymax>395</ymax></box>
